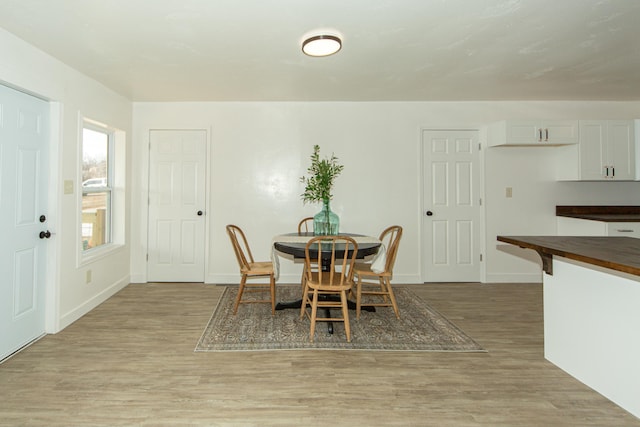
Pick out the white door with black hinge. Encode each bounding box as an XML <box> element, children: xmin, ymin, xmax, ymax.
<box><xmin>0</xmin><ymin>84</ymin><xmax>49</xmax><ymax>360</ymax></box>
<box><xmin>147</xmin><ymin>130</ymin><xmax>207</xmax><ymax>282</ymax></box>
<box><xmin>422</xmin><ymin>129</ymin><xmax>480</xmax><ymax>282</ymax></box>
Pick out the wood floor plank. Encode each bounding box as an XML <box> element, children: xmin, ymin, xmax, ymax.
<box><xmin>0</xmin><ymin>282</ymin><xmax>638</xmax><ymax>426</ymax></box>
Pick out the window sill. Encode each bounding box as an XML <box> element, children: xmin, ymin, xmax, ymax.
<box><xmin>79</xmin><ymin>243</ymin><xmax>125</xmax><ymax>266</ymax></box>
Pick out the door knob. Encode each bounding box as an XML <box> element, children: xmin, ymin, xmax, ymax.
<box><xmin>197</xmin><ymin>210</ymin><xmax>203</xmax><ymax>216</ymax></box>
<box><xmin>39</xmin><ymin>215</ymin><xmax>46</xmax><ymax>223</ymax></box>
<box><xmin>39</xmin><ymin>230</ymin><xmax>51</xmax><ymax>239</ymax></box>
<box><xmin>426</xmin><ymin>211</ymin><xmax>433</xmax><ymax>216</ymax></box>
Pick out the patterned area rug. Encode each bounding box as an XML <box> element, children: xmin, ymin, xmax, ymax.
<box><xmin>195</xmin><ymin>286</ymin><xmax>485</xmax><ymax>352</ymax></box>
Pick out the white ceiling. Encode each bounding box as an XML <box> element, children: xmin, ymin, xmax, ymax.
<box><xmin>1</xmin><ymin>0</ymin><xmax>640</xmax><ymax>102</ymax></box>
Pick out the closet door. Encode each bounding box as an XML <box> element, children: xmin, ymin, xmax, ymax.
<box><xmin>422</xmin><ymin>129</ymin><xmax>480</xmax><ymax>282</ymax></box>
<box><xmin>147</xmin><ymin>130</ymin><xmax>207</xmax><ymax>282</ymax></box>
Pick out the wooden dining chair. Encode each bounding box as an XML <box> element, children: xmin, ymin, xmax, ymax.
<box><xmin>300</xmin><ymin>235</ymin><xmax>358</xmax><ymax>342</ymax></box>
<box><xmin>297</xmin><ymin>216</ymin><xmax>315</xmax><ymax>289</ymax></box>
<box><xmin>297</xmin><ymin>217</ymin><xmax>314</xmax><ymax>235</ymax></box>
<box><xmin>353</xmin><ymin>225</ymin><xmax>403</xmax><ymax>319</ymax></box>
<box><xmin>226</xmin><ymin>224</ymin><xmax>276</xmax><ymax>315</ymax></box>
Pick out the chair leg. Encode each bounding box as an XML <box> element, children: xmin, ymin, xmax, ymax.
<box><xmin>341</xmin><ymin>290</ymin><xmax>351</xmax><ymax>342</ymax></box>
<box><xmin>270</xmin><ymin>274</ymin><xmax>276</xmax><ymax>315</ymax></box>
<box><xmin>309</xmin><ymin>290</ymin><xmax>319</xmax><ymax>342</ymax></box>
<box><xmin>385</xmin><ymin>277</ymin><xmax>400</xmax><ymax>319</ymax></box>
<box><xmin>356</xmin><ymin>274</ymin><xmax>363</xmax><ymax>320</ymax></box>
<box><xmin>378</xmin><ymin>277</ymin><xmax>390</xmax><ymax>304</ymax></box>
<box><xmin>300</xmin><ymin>265</ymin><xmax>307</xmax><ymax>291</ymax></box>
<box><xmin>300</xmin><ymin>281</ymin><xmax>310</xmax><ymax>319</ymax></box>
<box><xmin>234</xmin><ymin>275</ymin><xmax>248</xmax><ymax>314</ymax></box>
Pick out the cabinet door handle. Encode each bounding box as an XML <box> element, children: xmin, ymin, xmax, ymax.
<box><xmin>538</xmin><ymin>128</ymin><xmax>542</xmax><ymax>142</ymax></box>
<box><xmin>604</xmin><ymin>165</ymin><xmax>615</xmax><ymax>178</ymax></box>
<box><xmin>544</xmin><ymin>128</ymin><xmax>549</xmax><ymax>141</ymax></box>
<box><xmin>616</xmin><ymin>229</ymin><xmax>634</xmax><ymax>233</ymax></box>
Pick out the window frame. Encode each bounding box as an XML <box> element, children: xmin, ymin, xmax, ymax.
<box><xmin>78</xmin><ymin>116</ymin><xmax>125</xmax><ymax>265</ymax></box>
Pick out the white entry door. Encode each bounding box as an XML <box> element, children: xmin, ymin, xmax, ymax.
<box><xmin>148</xmin><ymin>130</ymin><xmax>207</xmax><ymax>282</ymax></box>
<box><xmin>422</xmin><ymin>129</ymin><xmax>480</xmax><ymax>282</ymax></box>
<box><xmin>0</xmin><ymin>84</ymin><xmax>49</xmax><ymax>360</ymax></box>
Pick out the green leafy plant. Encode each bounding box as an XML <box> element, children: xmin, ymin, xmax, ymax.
<box><xmin>300</xmin><ymin>145</ymin><xmax>344</xmax><ymax>204</ymax></box>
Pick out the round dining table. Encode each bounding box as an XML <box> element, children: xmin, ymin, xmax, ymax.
<box><xmin>273</xmin><ymin>232</ymin><xmax>381</xmax><ymax>264</ymax></box>
<box><xmin>273</xmin><ymin>232</ymin><xmax>381</xmax><ymax>332</ymax></box>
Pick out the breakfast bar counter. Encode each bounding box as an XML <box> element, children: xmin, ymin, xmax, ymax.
<box><xmin>556</xmin><ymin>205</ymin><xmax>640</xmax><ymax>222</ymax></box>
<box><xmin>498</xmin><ymin>235</ymin><xmax>640</xmax><ymax>419</ymax></box>
<box><xmin>496</xmin><ymin>235</ymin><xmax>640</xmax><ymax>276</ymax></box>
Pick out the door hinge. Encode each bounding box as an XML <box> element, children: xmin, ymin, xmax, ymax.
<box><xmin>479</xmin><ymin>198</ymin><xmax>482</xmax><ymax>206</ymax></box>
<box><xmin>480</xmin><ymin>254</ymin><xmax>483</xmax><ymax>262</ymax></box>
<box><xmin>146</xmin><ymin>253</ymin><xmax>149</xmax><ymax>261</ymax></box>
<box><xmin>478</xmin><ymin>142</ymin><xmax>482</xmax><ymax>151</ymax></box>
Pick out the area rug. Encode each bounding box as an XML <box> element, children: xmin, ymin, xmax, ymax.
<box><xmin>195</xmin><ymin>285</ymin><xmax>485</xmax><ymax>352</ymax></box>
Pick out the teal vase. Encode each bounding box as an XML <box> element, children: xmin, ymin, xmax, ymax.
<box><xmin>314</xmin><ymin>199</ymin><xmax>339</xmax><ymax>236</ymax></box>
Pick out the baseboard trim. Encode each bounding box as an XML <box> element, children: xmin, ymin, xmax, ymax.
<box><xmin>485</xmin><ymin>272</ymin><xmax>542</xmax><ymax>283</ymax></box>
<box><xmin>58</xmin><ymin>275</ymin><xmax>129</xmax><ymax>331</ymax></box>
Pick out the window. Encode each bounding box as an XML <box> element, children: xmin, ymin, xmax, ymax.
<box><xmin>81</xmin><ymin>125</ymin><xmax>112</xmax><ymax>251</ymax></box>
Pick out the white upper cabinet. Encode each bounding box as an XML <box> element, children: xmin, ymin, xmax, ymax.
<box><xmin>488</xmin><ymin>120</ymin><xmax>579</xmax><ymax>146</ymax></box>
<box><xmin>581</xmin><ymin>120</ymin><xmax>635</xmax><ymax>180</ymax></box>
<box><xmin>556</xmin><ymin>120</ymin><xmax>637</xmax><ymax>181</ymax></box>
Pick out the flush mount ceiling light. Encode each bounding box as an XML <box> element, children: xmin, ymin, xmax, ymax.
<box><xmin>302</xmin><ymin>34</ymin><xmax>342</xmax><ymax>57</ymax></box>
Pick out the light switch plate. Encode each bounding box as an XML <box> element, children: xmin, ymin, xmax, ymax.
<box><xmin>506</xmin><ymin>187</ymin><xmax>513</xmax><ymax>198</ymax></box>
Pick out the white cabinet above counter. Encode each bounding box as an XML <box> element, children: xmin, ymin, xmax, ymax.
<box><xmin>487</xmin><ymin>120</ymin><xmax>579</xmax><ymax>146</ymax></box>
<box><xmin>485</xmin><ymin>118</ymin><xmax>639</xmax><ymax>180</ymax></box>
<box><xmin>556</xmin><ymin>120</ymin><xmax>638</xmax><ymax>181</ymax></box>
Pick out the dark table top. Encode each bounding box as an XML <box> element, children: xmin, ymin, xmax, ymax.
<box><xmin>274</xmin><ymin>232</ymin><xmax>381</xmax><ymax>259</ymax></box>
<box><xmin>497</xmin><ymin>235</ymin><xmax>640</xmax><ymax>277</ymax></box>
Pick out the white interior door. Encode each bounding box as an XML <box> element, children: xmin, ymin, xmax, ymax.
<box><xmin>0</xmin><ymin>84</ymin><xmax>49</xmax><ymax>360</ymax></box>
<box><xmin>422</xmin><ymin>129</ymin><xmax>480</xmax><ymax>282</ymax></box>
<box><xmin>148</xmin><ymin>130</ymin><xmax>207</xmax><ymax>282</ymax></box>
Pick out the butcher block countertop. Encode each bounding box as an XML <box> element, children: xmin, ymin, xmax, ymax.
<box><xmin>556</xmin><ymin>205</ymin><xmax>640</xmax><ymax>222</ymax></box>
<box><xmin>497</xmin><ymin>235</ymin><xmax>640</xmax><ymax>276</ymax></box>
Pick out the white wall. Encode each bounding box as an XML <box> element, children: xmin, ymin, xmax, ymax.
<box><xmin>0</xmin><ymin>28</ymin><xmax>133</xmax><ymax>332</ymax></box>
<box><xmin>132</xmin><ymin>101</ymin><xmax>640</xmax><ymax>285</ymax></box>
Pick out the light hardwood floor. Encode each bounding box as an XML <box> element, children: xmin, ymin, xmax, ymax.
<box><xmin>1</xmin><ymin>282</ymin><xmax>638</xmax><ymax>426</ymax></box>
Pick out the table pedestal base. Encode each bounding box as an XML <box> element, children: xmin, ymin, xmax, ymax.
<box><xmin>275</xmin><ymin>297</ymin><xmax>376</xmax><ymax>335</ymax></box>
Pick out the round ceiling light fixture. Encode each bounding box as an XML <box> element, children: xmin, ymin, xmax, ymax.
<box><xmin>302</xmin><ymin>34</ymin><xmax>342</xmax><ymax>57</ymax></box>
